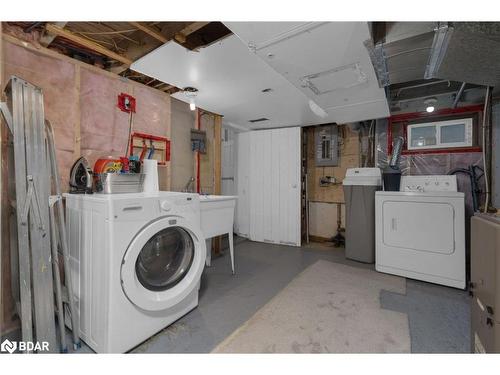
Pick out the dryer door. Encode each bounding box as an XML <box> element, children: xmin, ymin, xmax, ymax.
<box><xmin>121</xmin><ymin>216</ymin><xmax>206</xmax><ymax>311</ymax></box>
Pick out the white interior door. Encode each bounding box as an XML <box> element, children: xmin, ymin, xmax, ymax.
<box><xmin>235</xmin><ymin>132</ymin><xmax>250</xmax><ymax>237</ymax></box>
<box><xmin>278</xmin><ymin>128</ymin><xmax>301</xmax><ymax>246</ymax></box>
<box><xmin>246</xmin><ymin>127</ymin><xmax>301</xmax><ymax>246</ymax></box>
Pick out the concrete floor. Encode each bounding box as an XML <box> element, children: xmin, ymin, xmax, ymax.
<box><xmin>4</xmin><ymin>237</ymin><xmax>471</xmax><ymax>353</ymax></box>
<box><xmin>130</xmin><ymin>238</ymin><xmax>470</xmax><ymax>353</ymax></box>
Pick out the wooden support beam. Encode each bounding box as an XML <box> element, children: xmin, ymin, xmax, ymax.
<box><xmin>174</xmin><ymin>22</ymin><xmax>210</xmax><ymax>44</ymax></box>
<box><xmin>45</xmin><ymin>23</ymin><xmax>133</xmax><ymax>65</ymax></box>
<box><xmin>109</xmin><ymin>64</ymin><xmax>129</xmax><ymax>75</ymax></box>
<box><xmin>112</xmin><ymin>22</ymin><xmax>209</xmax><ymax>74</ymax></box>
<box><xmin>40</xmin><ymin>22</ymin><xmax>67</xmax><ymax>47</ymax></box>
<box><xmin>166</xmin><ymin>87</ymin><xmax>181</xmax><ymax>95</ymax></box>
<box><xmin>160</xmin><ymin>84</ymin><xmax>174</xmax><ymax>91</ymax></box>
<box><xmin>129</xmin><ymin>22</ymin><xmax>168</xmax><ymax>44</ymax></box>
<box><xmin>212</xmin><ymin>113</ymin><xmax>223</xmax><ymax>255</ymax></box>
<box><xmin>73</xmin><ymin>65</ymin><xmax>81</xmax><ymax>159</ymax></box>
<box><xmin>153</xmin><ymin>81</ymin><xmax>166</xmax><ymax>88</ymax></box>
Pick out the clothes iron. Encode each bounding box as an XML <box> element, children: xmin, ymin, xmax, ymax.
<box><xmin>69</xmin><ymin>157</ymin><xmax>93</xmax><ymax>194</ymax></box>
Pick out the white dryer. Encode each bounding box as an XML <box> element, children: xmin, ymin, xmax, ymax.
<box><xmin>64</xmin><ymin>191</ymin><xmax>206</xmax><ymax>353</ymax></box>
<box><xmin>375</xmin><ymin>175</ymin><xmax>465</xmax><ymax>289</ymax></box>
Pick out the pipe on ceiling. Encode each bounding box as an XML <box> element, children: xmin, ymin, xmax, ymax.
<box><xmin>451</xmin><ymin>82</ymin><xmax>467</xmax><ymax>108</ymax></box>
<box><xmin>395</xmin><ymin>80</ymin><xmax>450</xmax><ymax>97</ymax></box>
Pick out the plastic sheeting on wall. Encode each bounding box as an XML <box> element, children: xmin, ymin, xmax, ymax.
<box><xmin>376</xmin><ymin>119</ymin><xmax>484</xmax><ymax>213</ymax></box>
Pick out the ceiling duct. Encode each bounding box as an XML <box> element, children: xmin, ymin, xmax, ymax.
<box><xmin>367</xmin><ymin>22</ymin><xmax>500</xmax><ymax>89</ymax></box>
<box><xmin>365</xmin><ymin>22</ymin><xmax>437</xmax><ymax>87</ymax></box>
<box><xmin>363</xmin><ymin>39</ymin><xmax>389</xmax><ymax>87</ymax></box>
<box><xmin>425</xmin><ymin>22</ymin><xmax>500</xmax><ymax>87</ymax></box>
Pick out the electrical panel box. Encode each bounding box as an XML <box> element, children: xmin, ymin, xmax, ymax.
<box><xmin>315</xmin><ymin>124</ymin><xmax>339</xmax><ymax>166</ymax></box>
<box><xmin>191</xmin><ymin>129</ymin><xmax>206</xmax><ymax>154</ymax></box>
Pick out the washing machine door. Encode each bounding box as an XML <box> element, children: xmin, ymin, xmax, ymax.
<box><xmin>121</xmin><ymin>216</ymin><xmax>206</xmax><ymax>311</ymax></box>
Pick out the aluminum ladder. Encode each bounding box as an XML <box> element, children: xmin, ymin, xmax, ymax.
<box><xmin>0</xmin><ymin>76</ymin><xmax>81</xmax><ymax>353</ymax></box>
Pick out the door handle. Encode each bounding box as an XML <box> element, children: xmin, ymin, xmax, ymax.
<box><xmin>122</xmin><ymin>205</ymin><xmax>143</xmax><ymax>212</ymax></box>
<box><xmin>391</xmin><ymin>218</ymin><xmax>397</xmax><ymax>231</ymax></box>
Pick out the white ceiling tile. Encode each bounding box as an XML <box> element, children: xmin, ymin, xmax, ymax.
<box><xmin>131</xmin><ymin>22</ymin><xmax>389</xmax><ymax>130</ymax></box>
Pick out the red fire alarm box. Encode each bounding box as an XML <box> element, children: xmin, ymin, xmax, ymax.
<box><xmin>117</xmin><ymin>93</ymin><xmax>136</xmax><ymax>113</ymax></box>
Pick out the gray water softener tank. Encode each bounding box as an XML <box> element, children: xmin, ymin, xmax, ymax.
<box><xmin>343</xmin><ymin>168</ymin><xmax>382</xmax><ymax>263</ymax></box>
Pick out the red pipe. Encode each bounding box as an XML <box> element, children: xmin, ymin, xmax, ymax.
<box><xmin>196</xmin><ymin>109</ymin><xmax>201</xmax><ymax>194</ymax></box>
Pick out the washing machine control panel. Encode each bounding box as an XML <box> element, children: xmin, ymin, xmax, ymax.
<box><xmin>400</xmin><ymin>175</ymin><xmax>457</xmax><ymax>192</ymax></box>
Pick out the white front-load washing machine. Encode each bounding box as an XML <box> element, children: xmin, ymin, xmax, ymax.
<box><xmin>375</xmin><ymin>175</ymin><xmax>465</xmax><ymax>289</ymax></box>
<box><xmin>64</xmin><ymin>191</ymin><xmax>206</xmax><ymax>353</ymax></box>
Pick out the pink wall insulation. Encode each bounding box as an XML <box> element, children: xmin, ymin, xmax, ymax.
<box><xmin>3</xmin><ymin>41</ymin><xmax>77</xmax><ymax>189</ymax></box>
<box><xmin>3</xmin><ymin>40</ymin><xmax>171</xmax><ymax>191</ymax></box>
<box><xmin>1</xmin><ymin>39</ymin><xmax>172</xmax><ymax>332</ymax></box>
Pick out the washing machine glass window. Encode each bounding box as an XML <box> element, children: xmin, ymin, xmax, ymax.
<box><xmin>135</xmin><ymin>227</ymin><xmax>195</xmax><ymax>291</ymax></box>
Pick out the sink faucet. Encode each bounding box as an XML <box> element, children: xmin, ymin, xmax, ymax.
<box><xmin>183</xmin><ymin>177</ymin><xmax>195</xmax><ymax>193</ymax></box>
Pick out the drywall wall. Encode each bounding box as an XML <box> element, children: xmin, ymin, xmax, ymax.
<box><xmin>306</xmin><ymin>124</ymin><xmax>360</xmax><ymax>240</ymax></box>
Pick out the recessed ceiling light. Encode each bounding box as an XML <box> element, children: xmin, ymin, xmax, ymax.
<box><xmin>424</xmin><ymin>97</ymin><xmax>437</xmax><ymax>113</ymax></box>
<box><xmin>183</xmin><ymin>87</ymin><xmax>198</xmax><ymax>111</ymax></box>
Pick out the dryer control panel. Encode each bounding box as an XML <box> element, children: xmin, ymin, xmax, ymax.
<box><xmin>400</xmin><ymin>175</ymin><xmax>457</xmax><ymax>193</ymax></box>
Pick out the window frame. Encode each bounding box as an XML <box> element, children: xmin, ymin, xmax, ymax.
<box><xmin>407</xmin><ymin>117</ymin><xmax>473</xmax><ymax>151</ymax></box>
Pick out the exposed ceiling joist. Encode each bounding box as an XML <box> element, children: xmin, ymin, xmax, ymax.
<box><xmin>45</xmin><ymin>23</ymin><xmax>133</xmax><ymax>65</ymax></box>
<box><xmin>160</xmin><ymin>84</ymin><xmax>174</xmax><ymax>91</ymax></box>
<box><xmin>128</xmin><ymin>22</ymin><xmax>168</xmax><ymax>44</ymax></box>
<box><xmin>174</xmin><ymin>22</ymin><xmax>209</xmax><ymax>44</ymax></box>
<box><xmin>110</xmin><ymin>65</ymin><xmax>129</xmax><ymax>74</ymax></box>
<box><xmin>40</xmin><ymin>22</ymin><xmax>67</xmax><ymax>47</ymax></box>
<box><xmin>111</xmin><ymin>22</ymin><xmax>210</xmax><ymax>74</ymax></box>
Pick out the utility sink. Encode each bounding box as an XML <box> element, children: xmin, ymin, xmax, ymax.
<box><xmin>199</xmin><ymin>194</ymin><xmax>237</xmax><ymax>273</ymax></box>
<box><xmin>199</xmin><ymin>195</ymin><xmax>237</xmax><ymax>239</ymax></box>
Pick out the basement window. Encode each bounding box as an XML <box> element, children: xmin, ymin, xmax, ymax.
<box><xmin>389</xmin><ymin>106</ymin><xmax>481</xmax><ymax>155</ymax></box>
<box><xmin>407</xmin><ymin>118</ymin><xmax>473</xmax><ymax>150</ymax></box>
